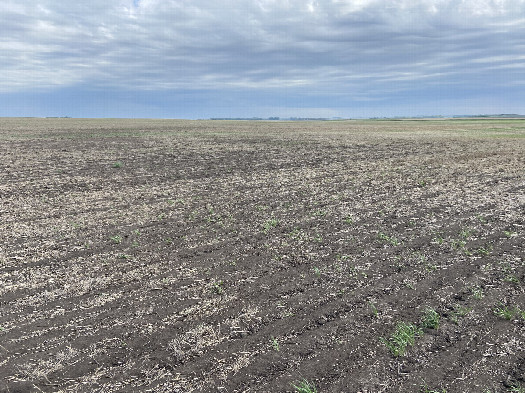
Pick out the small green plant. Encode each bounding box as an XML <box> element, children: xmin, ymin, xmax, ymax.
<box><xmin>420</xmin><ymin>382</ymin><xmax>447</xmax><ymax>393</ymax></box>
<box><xmin>343</xmin><ymin>215</ymin><xmax>353</xmax><ymax>224</ymax></box>
<box><xmin>504</xmin><ymin>274</ymin><xmax>520</xmax><ymax>284</ymax></box>
<box><xmin>369</xmin><ymin>302</ymin><xmax>378</xmax><ymax>317</ymax></box>
<box><xmin>510</xmin><ymin>383</ymin><xmax>525</xmax><ymax>392</ymax></box>
<box><xmin>110</xmin><ymin>235</ymin><xmax>122</xmax><ymax>244</ymax></box>
<box><xmin>403</xmin><ymin>279</ymin><xmax>416</xmax><ymax>290</ymax></box>
<box><xmin>313</xmin><ymin>267</ymin><xmax>321</xmax><ymax>277</ymax></box>
<box><xmin>460</xmin><ymin>228</ymin><xmax>473</xmax><ymax>239</ymax></box>
<box><xmin>313</xmin><ymin>209</ymin><xmax>326</xmax><ymax>217</ymax></box>
<box><xmin>291</xmin><ymin>379</ymin><xmax>317</xmax><ymax>393</ymax></box>
<box><xmin>112</xmin><ymin>161</ymin><xmax>123</xmax><ymax>168</ymax></box>
<box><xmin>499</xmin><ymin>262</ymin><xmax>520</xmax><ymax>284</ymax></box>
<box><xmin>381</xmin><ymin>321</ymin><xmax>423</xmax><ymax>356</ymax></box>
<box><xmin>270</xmin><ymin>337</ymin><xmax>280</xmax><ymax>351</ymax></box>
<box><xmin>421</xmin><ymin>307</ymin><xmax>440</xmax><ymax>329</ymax></box>
<box><xmin>422</xmin><ymin>387</ymin><xmax>447</xmax><ymax>393</ymax></box>
<box><xmin>476</xmin><ymin>245</ymin><xmax>492</xmax><ymax>256</ymax></box>
<box><xmin>477</xmin><ymin>214</ymin><xmax>487</xmax><ymax>223</ymax></box>
<box><xmin>433</xmin><ymin>235</ymin><xmax>444</xmax><ymax>245</ymax></box>
<box><xmin>212</xmin><ymin>280</ymin><xmax>224</xmax><ymax>295</ymax></box>
<box><xmin>289</xmin><ymin>228</ymin><xmax>301</xmax><ymax>239</ymax></box>
<box><xmin>493</xmin><ymin>304</ymin><xmax>516</xmax><ymax>320</ymax></box>
<box><xmin>451</xmin><ymin>239</ymin><xmax>467</xmax><ymax>250</ymax></box>
<box><xmin>263</xmin><ymin>218</ymin><xmax>279</xmax><ymax>234</ymax></box>
<box><xmin>449</xmin><ymin>305</ymin><xmax>471</xmax><ymax>324</ymax></box>
<box><xmin>471</xmin><ymin>286</ymin><xmax>484</xmax><ymax>299</ymax></box>
<box><xmin>504</xmin><ymin>230</ymin><xmax>517</xmax><ymax>238</ymax></box>
<box><xmin>378</xmin><ymin>232</ymin><xmax>399</xmax><ymax>246</ymax></box>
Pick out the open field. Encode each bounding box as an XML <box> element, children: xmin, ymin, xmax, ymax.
<box><xmin>1</xmin><ymin>118</ymin><xmax>524</xmax><ymax>393</ymax></box>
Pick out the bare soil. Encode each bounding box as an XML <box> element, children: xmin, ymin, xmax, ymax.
<box><xmin>1</xmin><ymin>118</ymin><xmax>524</xmax><ymax>393</ymax></box>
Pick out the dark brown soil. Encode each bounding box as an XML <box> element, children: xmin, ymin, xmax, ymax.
<box><xmin>0</xmin><ymin>118</ymin><xmax>524</xmax><ymax>392</ymax></box>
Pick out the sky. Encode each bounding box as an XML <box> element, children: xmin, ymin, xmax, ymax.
<box><xmin>1</xmin><ymin>0</ymin><xmax>525</xmax><ymax>119</ymax></box>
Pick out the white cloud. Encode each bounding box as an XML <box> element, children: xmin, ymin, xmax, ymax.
<box><xmin>0</xmin><ymin>0</ymin><xmax>524</xmax><ymax>97</ymax></box>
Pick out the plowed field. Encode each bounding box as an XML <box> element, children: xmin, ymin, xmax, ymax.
<box><xmin>1</xmin><ymin>118</ymin><xmax>524</xmax><ymax>392</ymax></box>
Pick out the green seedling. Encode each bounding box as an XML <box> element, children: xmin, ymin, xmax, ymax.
<box><xmin>110</xmin><ymin>235</ymin><xmax>122</xmax><ymax>244</ymax></box>
<box><xmin>493</xmin><ymin>304</ymin><xmax>516</xmax><ymax>320</ymax></box>
<box><xmin>510</xmin><ymin>383</ymin><xmax>525</xmax><ymax>392</ymax></box>
<box><xmin>421</xmin><ymin>307</ymin><xmax>440</xmax><ymax>329</ymax></box>
<box><xmin>369</xmin><ymin>302</ymin><xmax>378</xmax><ymax>317</ymax></box>
<box><xmin>291</xmin><ymin>379</ymin><xmax>317</xmax><ymax>393</ymax></box>
<box><xmin>313</xmin><ymin>209</ymin><xmax>326</xmax><ymax>217</ymax></box>
<box><xmin>504</xmin><ymin>230</ymin><xmax>517</xmax><ymax>238</ymax></box>
<box><xmin>504</xmin><ymin>274</ymin><xmax>520</xmax><ymax>284</ymax></box>
<box><xmin>270</xmin><ymin>337</ymin><xmax>280</xmax><ymax>351</ymax></box>
<box><xmin>451</xmin><ymin>239</ymin><xmax>467</xmax><ymax>250</ymax></box>
<box><xmin>381</xmin><ymin>321</ymin><xmax>423</xmax><ymax>356</ymax></box>
<box><xmin>344</xmin><ymin>216</ymin><xmax>353</xmax><ymax>224</ymax></box>
<box><xmin>70</xmin><ymin>221</ymin><xmax>81</xmax><ymax>229</ymax></box>
<box><xmin>289</xmin><ymin>228</ymin><xmax>301</xmax><ymax>239</ymax></box>
<box><xmin>471</xmin><ymin>286</ymin><xmax>484</xmax><ymax>299</ymax></box>
<box><xmin>420</xmin><ymin>382</ymin><xmax>447</xmax><ymax>393</ymax></box>
<box><xmin>403</xmin><ymin>280</ymin><xmax>416</xmax><ymax>290</ymax></box>
<box><xmin>449</xmin><ymin>305</ymin><xmax>471</xmax><ymax>324</ymax></box>
<box><xmin>112</xmin><ymin>161</ymin><xmax>123</xmax><ymax>168</ymax></box>
<box><xmin>263</xmin><ymin>218</ymin><xmax>279</xmax><ymax>234</ymax></box>
<box><xmin>477</xmin><ymin>214</ymin><xmax>487</xmax><ymax>223</ymax></box>
<box><xmin>212</xmin><ymin>280</ymin><xmax>224</xmax><ymax>295</ymax></box>
<box><xmin>378</xmin><ymin>232</ymin><xmax>399</xmax><ymax>246</ymax></box>
<box><xmin>433</xmin><ymin>235</ymin><xmax>445</xmax><ymax>245</ymax></box>
<box><xmin>460</xmin><ymin>228</ymin><xmax>473</xmax><ymax>239</ymax></box>
<box><xmin>476</xmin><ymin>245</ymin><xmax>492</xmax><ymax>256</ymax></box>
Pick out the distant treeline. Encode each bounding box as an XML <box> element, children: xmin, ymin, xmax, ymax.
<box><xmin>452</xmin><ymin>114</ymin><xmax>525</xmax><ymax>118</ymax></box>
<box><xmin>209</xmin><ymin>117</ymin><xmax>334</xmax><ymax>121</ymax></box>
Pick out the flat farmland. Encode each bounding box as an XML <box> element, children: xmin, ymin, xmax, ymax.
<box><xmin>1</xmin><ymin>118</ymin><xmax>524</xmax><ymax>393</ymax></box>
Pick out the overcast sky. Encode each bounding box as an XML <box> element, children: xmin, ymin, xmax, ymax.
<box><xmin>1</xmin><ymin>0</ymin><xmax>525</xmax><ymax>118</ymax></box>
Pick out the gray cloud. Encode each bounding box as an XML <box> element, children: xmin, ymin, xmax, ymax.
<box><xmin>1</xmin><ymin>0</ymin><xmax>525</xmax><ymax>102</ymax></box>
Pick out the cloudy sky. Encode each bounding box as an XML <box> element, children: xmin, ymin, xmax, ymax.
<box><xmin>1</xmin><ymin>0</ymin><xmax>525</xmax><ymax>118</ymax></box>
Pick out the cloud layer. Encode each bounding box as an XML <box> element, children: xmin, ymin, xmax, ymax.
<box><xmin>1</xmin><ymin>0</ymin><xmax>525</xmax><ymax>116</ymax></box>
